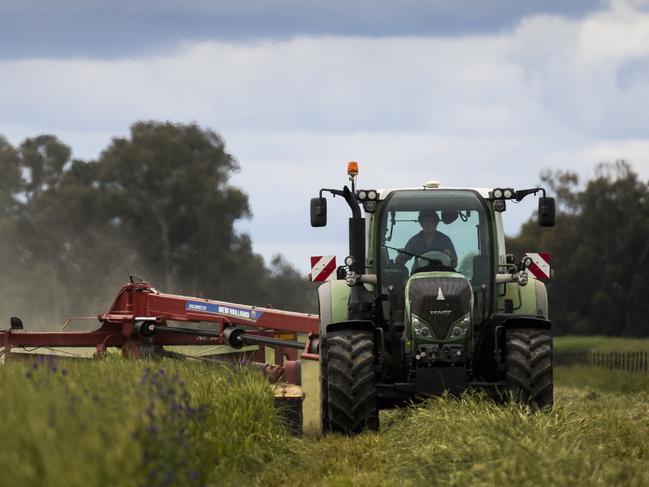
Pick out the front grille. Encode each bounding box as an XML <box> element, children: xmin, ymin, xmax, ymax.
<box><xmin>408</xmin><ymin>276</ymin><xmax>472</xmax><ymax>339</ymax></box>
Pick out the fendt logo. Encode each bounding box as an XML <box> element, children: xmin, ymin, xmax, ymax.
<box><xmin>430</xmin><ymin>310</ymin><xmax>452</xmax><ymax>316</ymax></box>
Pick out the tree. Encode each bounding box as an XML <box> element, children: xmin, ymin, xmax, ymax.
<box><xmin>507</xmin><ymin>161</ymin><xmax>649</xmax><ymax>336</ymax></box>
<box><xmin>19</xmin><ymin>135</ymin><xmax>70</xmax><ymax>202</ymax></box>
<box><xmin>0</xmin><ymin>137</ymin><xmax>23</xmax><ymax>309</ymax></box>
<box><xmin>94</xmin><ymin>121</ymin><xmax>249</xmax><ymax>294</ymax></box>
<box><xmin>0</xmin><ymin>136</ymin><xmax>22</xmax><ymax>217</ymax></box>
<box><xmin>0</xmin><ymin>122</ymin><xmax>316</xmax><ymax>328</ymax></box>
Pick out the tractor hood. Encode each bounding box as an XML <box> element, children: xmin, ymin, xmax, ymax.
<box><xmin>406</xmin><ymin>272</ymin><xmax>473</xmax><ymax>341</ymax></box>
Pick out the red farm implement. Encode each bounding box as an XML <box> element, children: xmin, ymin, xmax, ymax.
<box><xmin>1</xmin><ymin>277</ymin><xmax>320</xmax><ymax>432</ymax></box>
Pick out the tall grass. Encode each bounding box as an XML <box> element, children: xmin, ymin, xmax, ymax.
<box><xmin>0</xmin><ymin>356</ymin><xmax>292</xmax><ymax>486</ymax></box>
<box><xmin>259</xmin><ymin>366</ymin><xmax>649</xmax><ymax>486</ymax></box>
<box><xmin>3</xmin><ymin>357</ymin><xmax>649</xmax><ymax>487</ymax></box>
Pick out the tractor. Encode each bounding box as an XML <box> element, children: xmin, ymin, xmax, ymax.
<box><xmin>311</xmin><ymin>163</ymin><xmax>555</xmax><ymax>434</ymax></box>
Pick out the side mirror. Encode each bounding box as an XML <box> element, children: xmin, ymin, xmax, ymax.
<box><xmin>538</xmin><ymin>197</ymin><xmax>555</xmax><ymax>227</ymax></box>
<box><xmin>310</xmin><ymin>197</ymin><xmax>327</xmax><ymax>227</ymax></box>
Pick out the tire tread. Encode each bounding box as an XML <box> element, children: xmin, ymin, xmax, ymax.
<box><xmin>324</xmin><ymin>329</ymin><xmax>378</xmax><ymax>434</ymax></box>
<box><xmin>505</xmin><ymin>328</ymin><xmax>553</xmax><ymax>410</ymax></box>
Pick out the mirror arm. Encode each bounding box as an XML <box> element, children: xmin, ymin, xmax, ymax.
<box><xmin>320</xmin><ymin>188</ymin><xmax>344</xmax><ymax>199</ymax></box>
<box><xmin>515</xmin><ymin>187</ymin><xmax>546</xmax><ymax>202</ymax></box>
<box><xmin>319</xmin><ymin>186</ymin><xmax>361</xmax><ymax>219</ymax></box>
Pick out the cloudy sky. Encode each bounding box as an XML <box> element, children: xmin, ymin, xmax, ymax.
<box><xmin>2</xmin><ymin>0</ymin><xmax>649</xmax><ymax>273</ymax></box>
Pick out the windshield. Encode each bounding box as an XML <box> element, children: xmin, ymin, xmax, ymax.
<box><xmin>377</xmin><ymin>190</ymin><xmax>492</xmax><ymax>321</ymax></box>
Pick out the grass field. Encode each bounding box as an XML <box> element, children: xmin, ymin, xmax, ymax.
<box><xmin>277</xmin><ymin>365</ymin><xmax>649</xmax><ymax>486</ymax></box>
<box><xmin>2</xmin><ymin>341</ymin><xmax>649</xmax><ymax>486</ymax></box>
<box><xmin>555</xmin><ymin>335</ymin><xmax>649</xmax><ymax>353</ymax></box>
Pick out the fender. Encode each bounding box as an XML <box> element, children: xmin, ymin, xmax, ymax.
<box><xmin>317</xmin><ymin>279</ymin><xmax>351</xmax><ymax>337</ymax></box>
<box><xmin>496</xmin><ymin>278</ymin><xmax>549</xmax><ymax>319</ymax></box>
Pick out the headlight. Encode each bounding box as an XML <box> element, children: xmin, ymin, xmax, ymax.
<box><xmin>451</xmin><ymin>315</ymin><xmax>471</xmax><ymax>338</ymax></box>
<box><xmin>412</xmin><ymin>316</ymin><xmax>431</xmax><ymax>338</ymax></box>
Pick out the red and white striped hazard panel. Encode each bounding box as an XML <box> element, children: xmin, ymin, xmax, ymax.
<box><xmin>310</xmin><ymin>255</ymin><xmax>337</xmax><ymax>282</ymax></box>
<box><xmin>524</xmin><ymin>252</ymin><xmax>551</xmax><ymax>280</ymax></box>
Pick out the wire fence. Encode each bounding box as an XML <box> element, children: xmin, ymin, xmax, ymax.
<box><xmin>555</xmin><ymin>350</ymin><xmax>649</xmax><ymax>373</ymax></box>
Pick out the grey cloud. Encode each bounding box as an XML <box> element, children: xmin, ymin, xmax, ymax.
<box><xmin>1</xmin><ymin>0</ymin><xmax>604</xmax><ymax>59</ymax></box>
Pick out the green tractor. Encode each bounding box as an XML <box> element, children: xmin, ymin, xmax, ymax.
<box><xmin>311</xmin><ymin>163</ymin><xmax>555</xmax><ymax>435</ymax></box>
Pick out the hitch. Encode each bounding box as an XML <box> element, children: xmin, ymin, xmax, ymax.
<box><xmin>221</xmin><ymin>326</ymin><xmax>307</xmax><ymax>350</ymax></box>
<box><xmin>134</xmin><ymin>321</ymin><xmax>306</xmax><ymax>351</ymax></box>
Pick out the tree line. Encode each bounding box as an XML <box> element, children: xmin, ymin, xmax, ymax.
<box><xmin>0</xmin><ymin>121</ymin><xmax>316</xmax><ymax>329</ymax></box>
<box><xmin>1</xmin><ymin>121</ymin><xmax>646</xmax><ymax>336</ymax></box>
<box><xmin>507</xmin><ymin>160</ymin><xmax>649</xmax><ymax>336</ymax></box>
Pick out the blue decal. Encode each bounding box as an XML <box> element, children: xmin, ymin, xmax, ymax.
<box><xmin>185</xmin><ymin>301</ymin><xmax>263</xmax><ymax>322</ymax></box>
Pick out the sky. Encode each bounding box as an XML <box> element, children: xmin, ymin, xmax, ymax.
<box><xmin>1</xmin><ymin>0</ymin><xmax>649</xmax><ymax>274</ymax></box>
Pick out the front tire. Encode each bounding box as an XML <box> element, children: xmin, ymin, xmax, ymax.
<box><xmin>505</xmin><ymin>328</ymin><xmax>553</xmax><ymax>410</ymax></box>
<box><xmin>323</xmin><ymin>329</ymin><xmax>378</xmax><ymax>435</ymax></box>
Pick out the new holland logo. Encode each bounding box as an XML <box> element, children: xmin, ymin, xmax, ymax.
<box><xmin>436</xmin><ymin>287</ymin><xmax>446</xmax><ymax>300</ymax></box>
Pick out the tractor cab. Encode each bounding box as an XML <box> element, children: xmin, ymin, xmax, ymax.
<box><xmin>375</xmin><ymin>189</ymin><xmax>493</xmax><ymax>379</ymax></box>
<box><xmin>377</xmin><ymin>189</ymin><xmax>492</xmax><ymax>320</ymax></box>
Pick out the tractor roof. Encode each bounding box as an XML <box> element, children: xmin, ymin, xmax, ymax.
<box><xmin>376</xmin><ymin>187</ymin><xmax>492</xmax><ymax>199</ymax></box>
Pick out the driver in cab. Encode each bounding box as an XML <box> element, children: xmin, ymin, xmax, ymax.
<box><xmin>395</xmin><ymin>210</ymin><xmax>458</xmax><ymax>269</ymax></box>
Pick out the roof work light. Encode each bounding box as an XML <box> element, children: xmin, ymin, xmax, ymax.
<box><xmin>491</xmin><ymin>187</ymin><xmax>515</xmax><ymax>199</ymax></box>
<box><xmin>355</xmin><ymin>189</ymin><xmax>378</xmax><ymax>201</ymax></box>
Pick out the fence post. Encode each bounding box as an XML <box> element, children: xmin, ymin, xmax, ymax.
<box><xmin>628</xmin><ymin>352</ymin><xmax>632</xmax><ymax>372</ymax></box>
<box><xmin>620</xmin><ymin>352</ymin><xmax>624</xmax><ymax>371</ymax></box>
<box><xmin>618</xmin><ymin>352</ymin><xmax>622</xmax><ymax>370</ymax></box>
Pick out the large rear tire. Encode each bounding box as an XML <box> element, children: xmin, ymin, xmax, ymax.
<box><xmin>505</xmin><ymin>328</ymin><xmax>553</xmax><ymax>410</ymax></box>
<box><xmin>323</xmin><ymin>329</ymin><xmax>378</xmax><ymax>435</ymax></box>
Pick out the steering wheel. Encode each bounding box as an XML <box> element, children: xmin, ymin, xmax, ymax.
<box><xmin>412</xmin><ymin>250</ymin><xmax>453</xmax><ymax>273</ymax></box>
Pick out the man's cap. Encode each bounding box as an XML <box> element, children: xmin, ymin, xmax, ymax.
<box><xmin>418</xmin><ymin>210</ymin><xmax>439</xmax><ymax>224</ymax></box>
